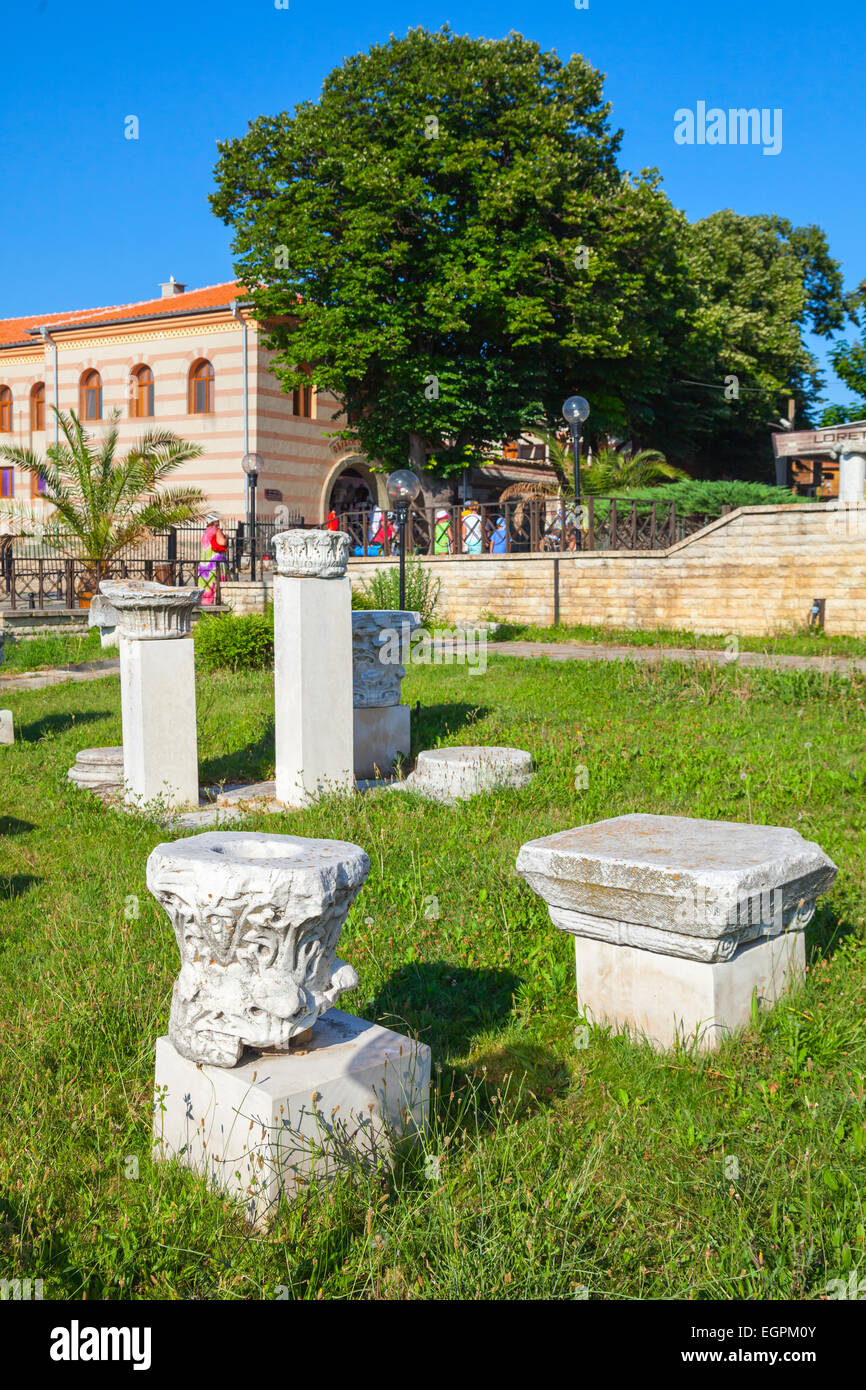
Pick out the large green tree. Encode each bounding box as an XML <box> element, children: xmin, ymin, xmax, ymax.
<box><xmin>822</xmin><ymin>280</ymin><xmax>866</xmax><ymax>423</ymax></box>
<box><xmin>656</xmin><ymin>211</ymin><xmax>848</xmax><ymax>476</ymax></box>
<box><xmin>210</xmin><ymin>25</ymin><xmax>692</xmax><ymax>476</ymax></box>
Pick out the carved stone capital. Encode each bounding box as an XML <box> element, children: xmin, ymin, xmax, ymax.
<box><xmin>352</xmin><ymin>610</ymin><xmax>421</xmax><ymax>707</ymax></box>
<box><xmin>273</xmin><ymin>529</ymin><xmax>349</xmax><ymax>579</ymax></box>
<box><xmin>147</xmin><ymin>830</ymin><xmax>369</xmax><ymax>1067</ymax></box>
<box><xmin>517</xmin><ymin>814</ymin><xmax>837</xmax><ymax>961</ymax></box>
<box><xmin>99</xmin><ymin>579</ymin><xmax>200</xmax><ymax>639</ymax></box>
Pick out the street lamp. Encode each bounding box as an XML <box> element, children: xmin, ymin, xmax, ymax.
<box><xmin>385</xmin><ymin>468</ymin><xmax>422</xmax><ymax>609</ymax></box>
<box><xmin>562</xmin><ymin>395</ymin><xmax>590</xmax><ymax>550</ymax></box>
<box><xmin>241</xmin><ymin>452</ymin><xmax>264</xmax><ymax>582</ymax></box>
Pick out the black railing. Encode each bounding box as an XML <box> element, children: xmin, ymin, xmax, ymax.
<box><xmin>3</xmin><ymin>555</ymin><xmax>217</xmax><ymax>612</ymax></box>
<box><xmin>338</xmin><ymin>499</ymin><xmax>719</xmax><ymax>557</ymax></box>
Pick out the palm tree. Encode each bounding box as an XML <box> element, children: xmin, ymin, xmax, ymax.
<box><xmin>580</xmin><ymin>446</ymin><xmax>687</xmax><ymax>495</ymax></box>
<box><xmin>533</xmin><ymin>429</ymin><xmax>685</xmax><ymax>497</ymax></box>
<box><xmin>0</xmin><ymin>410</ymin><xmax>206</xmax><ymax>567</ymax></box>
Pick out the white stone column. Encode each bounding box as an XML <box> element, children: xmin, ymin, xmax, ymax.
<box><xmin>838</xmin><ymin>451</ymin><xmax>866</xmax><ymax>503</ymax></box>
<box><xmin>100</xmin><ymin>579</ymin><xmax>201</xmax><ymax>810</ymax></box>
<box><xmin>273</xmin><ymin>530</ymin><xmax>353</xmax><ymax>807</ymax></box>
<box><xmin>352</xmin><ymin>609</ymin><xmax>420</xmax><ymax>779</ymax></box>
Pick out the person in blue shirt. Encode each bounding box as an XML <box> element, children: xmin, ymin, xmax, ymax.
<box><xmin>489</xmin><ymin>515</ymin><xmax>507</xmax><ymax>553</ymax></box>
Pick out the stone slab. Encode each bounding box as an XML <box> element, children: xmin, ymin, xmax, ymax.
<box><xmin>354</xmin><ymin>703</ymin><xmax>411</xmax><ymax>779</ymax></box>
<box><xmin>516</xmin><ymin>814</ymin><xmax>836</xmax><ymax>952</ymax></box>
<box><xmin>153</xmin><ymin>1009</ymin><xmax>431</xmax><ymax>1224</ymax></box>
<box><xmin>573</xmin><ymin>930</ymin><xmax>806</xmax><ymax>1052</ymax></box>
<box><xmin>0</xmin><ymin>710</ymin><xmax>13</xmax><ymax>744</ymax></box>
<box><xmin>75</xmin><ymin>745</ymin><xmax>123</xmax><ymax>767</ymax></box>
<box><xmin>404</xmin><ymin>745</ymin><xmax>533</xmax><ymax>804</ymax></box>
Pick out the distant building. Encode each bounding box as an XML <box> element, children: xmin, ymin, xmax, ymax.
<box><xmin>0</xmin><ymin>279</ymin><xmax>560</xmax><ymax>523</ymax></box>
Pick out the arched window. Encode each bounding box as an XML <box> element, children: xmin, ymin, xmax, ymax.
<box><xmin>129</xmin><ymin>364</ymin><xmax>154</xmax><ymax>418</ymax></box>
<box><xmin>189</xmin><ymin>359</ymin><xmax>214</xmax><ymax>414</ymax></box>
<box><xmin>81</xmin><ymin>370</ymin><xmax>102</xmax><ymax>421</ymax></box>
<box><xmin>31</xmin><ymin>382</ymin><xmax>45</xmax><ymax>432</ymax></box>
<box><xmin>292</xmin><ymin>365</ymin><xmax>314</xmax><ymax>419</ymax></box>
<box><xmin>0</xmin><ymin>386</ymin><xmax>11</xmax><ymax>433</ymax></box>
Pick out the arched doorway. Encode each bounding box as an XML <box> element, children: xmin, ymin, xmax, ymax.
<box><xmin>329</xmin><ymin>467</ymin><xmax>374</xmax><ymax>515</ymax></box>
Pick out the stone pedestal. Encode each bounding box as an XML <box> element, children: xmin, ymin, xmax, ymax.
<box><xmin>572</xmin><ymin>930</ymin><xmax>804</xmax><ymax>1050</ymax></box>
<box><xmin>838</xmin><ymin>451</ymin><xmax>866</xmax><ymax>504</ymax></box>
<box><xmin>354</xmin><ymin>704</ymin><xmax>411</xmax><ymax>779</ymax></box>
<box><xmin>88</xmin><ymin>593</ymin><xmax>120</xmax><ymax>648</ymax></box>
<box><xmin>101</xmin><ymin>580</ymin><xmax>201</xmax><ymax>811</ymax></box>
<box><xmin>517</xmin><ymin>814</ymin><xmax>837</xmax><ymax>1052</ymax></box>
<box><xmin>273</xmin><ymin>530</ymin><xmax>353</xmax><ymax>807</ymax></box>
<box><xmin>0</xmin><ymin>710</ymin><xmax>13</xmax><ymax>745</ymax></box>
<box><xmin>153</xmin><ymin>1010</ymin><xmax>431</xmax><ymax>1224</ymax></box>
<box><xmin>406</xmin><ymin>745</ymin><xmax>533</xmax><ymax>804</ymax></box>
<box><xmin>352</xmin><ymin>610</ymin><xmax>419</xmax><ymax>779</ymax></box>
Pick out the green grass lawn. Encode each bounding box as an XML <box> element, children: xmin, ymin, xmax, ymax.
<box><xmin>1</xmin><ymin>654</ymin><xmax>865</xmax><ymax>1300</ymax></box>
<box><xmin>490</xmin><ymin>620</ymin><xmax>866</xmax><ymax>660</ymax></box>
<box><xmin>0</xmin><ymin>626</ymin><xmax>104</xmax><ymax>673</ymax></box>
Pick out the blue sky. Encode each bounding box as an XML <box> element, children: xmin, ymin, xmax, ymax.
<box><xmin>1</xmin><ymin>0</ymin><xmax>862</xmax><ymax>403</ymax></box>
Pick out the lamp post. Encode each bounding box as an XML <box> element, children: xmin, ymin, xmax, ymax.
<box><xmin>385</xmin><ymin>469</ymin><xmax>422</xmax><ymax>610</ymax></box>
<box><xmin>562</xmin><ymin>395</ymin><xmax>590</xmax><ymax>550</ymax></box>
<box><xmin>241</xmin><ymin>452</ymin><xmax>264</xmax><ymax>582</ymax></box>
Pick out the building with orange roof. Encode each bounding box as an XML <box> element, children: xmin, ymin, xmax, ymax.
<box><xmin>0</xmin><ymin>278</ymin><xmax>382</xmax><ymax>521</ymax></box>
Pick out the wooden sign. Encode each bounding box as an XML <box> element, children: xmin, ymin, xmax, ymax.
<box><xmin>772</xmin><ymin>422</ymin><xmax>866</xmax><ymax>458</ymax></box>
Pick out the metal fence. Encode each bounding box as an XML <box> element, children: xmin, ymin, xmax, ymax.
<box><xmin>0</xmin><ymin>514</ymin><xmax>303</xmax><ymax>610</ymax></box>
<box><xmin>1</xmin><ymin>501</ymin><xmax>725</xmax><ymax>610</ymax></box>
<box><xmin>339</xmin><ymin>499</ymin><xmax>724</xmax><ymax>557</ymax></box>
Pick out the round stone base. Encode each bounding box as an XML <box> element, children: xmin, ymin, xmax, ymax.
<box><xmin>405</xmin><ymin>745</ymin><xmax>533</xmax><ymax>804</ymax></box>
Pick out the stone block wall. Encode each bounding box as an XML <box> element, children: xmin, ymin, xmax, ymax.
<box><xmin>218</xmin><ymin>581</ymin><xmax>271</xmax><ymax>616</ymax></box>
<box><xmin>347</xmin><ymin>504</ymin><xmax>866</xmax><ymax>636</ymax></box>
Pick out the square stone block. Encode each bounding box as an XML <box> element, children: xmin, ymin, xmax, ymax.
<box><xmin>0</xmin><ymin>710</ymin><xmax>13</xmax><ymax>745</ymax></box>
<box><xmin>517</xmin><ymin>813</ymin><xmax>836</xmax><ymax>958</ymax></box>
<box><xmin>573</xmin><ymin>930</ymin><xmax>805</xmax><ymax>1052</ymax></box>
<box><xmin>353</xmin><ymin>704</ymin><xmax>411</xmax><ymax>779</ymax></box>
<box><xmin>153</xmin><ymin>1009</ymin><xmax>430</xmax><ymax>1224</ymax></box>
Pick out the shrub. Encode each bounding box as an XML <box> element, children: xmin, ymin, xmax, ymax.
<box><xmin>605</xmin><ymin>478</ymin><xmax>812</xmax><ymax>517</ymax></box>
<box><xmin>194</xmin><ymin>611</ymin><xmax>274</xmax><ymax>672</ymax></box>
<box><xmin>358</xmin><ymin>555</ymin><xmax>441</xmax><ymax>625</ymax></box>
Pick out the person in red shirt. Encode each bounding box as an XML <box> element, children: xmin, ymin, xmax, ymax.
<box><xmin>326</xmin><ymin>509</ymin><xmax>339</xmax><ymax>531</ymax></box>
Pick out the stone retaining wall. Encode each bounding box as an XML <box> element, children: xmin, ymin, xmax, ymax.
<box><xmin>346</xmin><ymin>503</ymin><xmax>866</xmax><ymax>636</ymax></box>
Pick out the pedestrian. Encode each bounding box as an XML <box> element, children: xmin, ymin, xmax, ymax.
<box><xmin>489</xmin><ymin>515</ymin><xmax>507</xmax><ymax>554</ymax></box>
<box><xmin>433</xmin><ymin>507</ymin><xmax>452</xmax><ymax>554</ymax></box>
<box><xmin>326</xmin><ymin>508</ymin><xmax>339</xmax><ymax>531</ymax></box>
<box><xmin>462</xmin><ymin>500</ymin><xmax>483</xmax><ymax>554</ymax></box>
<box><xmin>198</xmin><ymin>512</ymin><xmax>227</xmax><ymax>605</ymax></box>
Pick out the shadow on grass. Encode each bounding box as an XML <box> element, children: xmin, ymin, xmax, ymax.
<box><xmin>19</xmin><ymin>710</ymin><xmax>112</xmax><ymax>742</ymax></box>
<box><xmin>807</xmin><ymin>902</ymin><xmax>860</xmax><ymax>961</ymax></box>
<box><xmin>0</xmin><ymin>816</ymin><xmax>35</xmax><ymax>836</ymax></box>
<box><xmin>0</xmin><ymin>874</ymin><xmax>40</xmax><ymax>900</ymax></box>
<box><xmin>199</xmin><ymin>716</ymin><xmax>276</xmax><ymax>786</ymax></box>
<box><xmin>411</xmin><ymin>702</ymin><xmax>491</xmax><ymax>749</ymax></box>
<box><xmin>368</xmin><ymin>960</ymin><xmax>519</xmax><ymax>1057</ymax></box>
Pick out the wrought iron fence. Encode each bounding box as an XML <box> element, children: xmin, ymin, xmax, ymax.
<box><xmin>339</xmin><ymin>499</ymin><xmax>723</xmax><ymax>557</ymax></box>
<box><xmin>0</xmin><ymin>513</ymin><xmax>304</xmax><ymax>609</ymax></box>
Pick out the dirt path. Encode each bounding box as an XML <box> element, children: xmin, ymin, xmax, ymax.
<box><xmin>487</xmin><ymin>641</ymin><xmax>866</xmax><ymax>674</ymax></box>
<box><xmin>0</xmin><ymin>658</ymin><xmax>120</xmax><ymax>692</ymax></box>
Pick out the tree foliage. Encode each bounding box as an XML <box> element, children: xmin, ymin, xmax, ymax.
<box><xmin>211</xmin><ymin>26</ymin><xmax>692</xmax><ymax>476</ymax></box>
<box><xmin>211</xmin><ymin>26</ymin><xmax>847</xmax><ymax>482</ymax></box>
